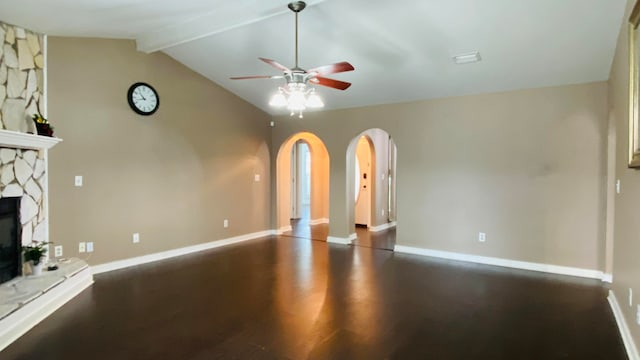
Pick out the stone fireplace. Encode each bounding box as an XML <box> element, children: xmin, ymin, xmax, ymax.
<box><xmin>0</xmin><ymin>22</ymin><xmax>93</xmax><ymax>351</ymax></box>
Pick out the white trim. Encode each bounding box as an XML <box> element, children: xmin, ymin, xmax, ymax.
<box><xmin>608</xmin><ymin>290</ymin><xmax>640</xmax><ymax>360</ymax></box>
<box><xmin>276</xmin><ymin>225</ymin><xmax>292</xmax><ymax>235</ymax></box>
<box><xmin>91</xmin><ymin>230</ymin><xmax>273</xmax><ymax>275</ymax></box>
<box><xmin>309</xmin><ymin>218</ymin><xmax>329</xmax><ymax>225</ymax></box>
<box><xmin>43</xmin><ymin>34</ymin><xmax>47</xmax><ymax>119</ymax></box>
<box><xmin>327</xmin><ymin>236</ymin><xmax>353</xmax><ymax>245</ymax></box>
<box><xmin>0</xmin><ymin>267</ymin><xmax>93</xmax><ymax>352</ymax></box>
<box><xmin>602</xmin><ymin>273</ymin><xmax>613</xmax><ymax>283</ymax></box>
<box><xmin>0</xmin><ymin>129</ymin><xmax>62</xmax><ymax>150</ymax></box>
<box><xmin>393</xmin><ymin>245</ymin><xmax>605</xmax><ymax>280</ymax></box>
<box><xmin>369</xmin><ymin>221</ymin><xmax>397</xmax><ymax>233</ymax></box>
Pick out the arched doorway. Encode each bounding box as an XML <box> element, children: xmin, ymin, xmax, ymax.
<box><xmin>276</xmin><ymin>132</ymin><xmax>330</xmax><ymax>241</ymax></box>
<box><xmin>346</xmin><ymin>129</ymin><xmax>397</xmax><ymax>250</ymax></box>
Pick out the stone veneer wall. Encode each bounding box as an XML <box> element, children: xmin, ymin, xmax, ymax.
<box><xmin>0</xmin><ymin>22</ymin><xmax>48</xmax><ymax>249</ymax></box>
<box><xmin>0</xmin><ymin>148</ymin><xmax>46</xmax><ymax>246</ymax></box>
<box><xmin>0</xmin><ymin>22</ymin><xmax>45</xmax><ymax>133</ymax></box>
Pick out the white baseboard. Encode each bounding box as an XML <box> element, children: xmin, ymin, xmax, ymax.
<box><xmin>369</xmin><ymin>221</ymin><xmax>397</xmax><ymax>233</ymax></box>
<box><xmin>393</xmin><ymin>245</ymin><xmax>605</xmax><ymax>280</ymax></box>
<box><xmin>91</xmin><ymin>230</ymin><xmax>274</xmax><ymax>275</ymax></box>
<box><xmin>327</xmin><ymin>235</ymin><xmax>353</xmax><ymax>245</ymax></box>
<box><xmin>0</xmin><ymin>266</ymin><xmax>93</xmax><ymax>352</ymax></box>
<box><xmin>277</xmin><ymin>225</ymin><xmax>292</xmax><ymax>234</ymax></box>
<box><xmin>602</xmin><ymin>273</ymin><xmax>613</xmax><ymax>283</ymax></box>
<box><xmin>608</xmin><ymin>290</ymin><xmax>640</xmax><ymax>360</ymax></box>
<box><xmin>309</xmin><ymin>218</ymin><xmax>329</xmax><ymax>225</ymax></box>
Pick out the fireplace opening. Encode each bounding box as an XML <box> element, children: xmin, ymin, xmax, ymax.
<box><xmin>0</xmin><ymin>197</ymin><xmax>21</xmax><ymax>285</ymax></box>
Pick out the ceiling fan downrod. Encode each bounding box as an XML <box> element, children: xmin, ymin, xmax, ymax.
<box><xmin>288</xmin><ymin>1</ymin><xmax>306</xmax><ymax>69</ymax></box>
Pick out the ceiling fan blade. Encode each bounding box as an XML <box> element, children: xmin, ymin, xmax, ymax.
<box><xmin>311</xmin><ymin>76</ymin><xmax>352</xmax><ymax>90</ymax></box>
<box><xmin>259</xmin><ymin>57</ymin><xmax>291</xmax><ymax>72</ymax></box>
<box><xmin>230</xmin><ymin>75</ymin><xmax>283</xmax><ymax>80</ymax></box>
<box><xmin>307</xmin><ymin>62</ymin><xmax>354</xmax><ymax>76</ymax></box>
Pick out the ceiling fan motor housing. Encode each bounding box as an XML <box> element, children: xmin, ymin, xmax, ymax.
<box><xmin>288</xmin><ymin>1</ymin><xmax>306</xmax><ymax>13</ymax></box>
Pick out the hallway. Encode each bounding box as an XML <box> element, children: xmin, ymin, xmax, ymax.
<box><xmin>2</xmin><ymin>235</ymin><xmax>625</xmax><ymax>359</ymax></box>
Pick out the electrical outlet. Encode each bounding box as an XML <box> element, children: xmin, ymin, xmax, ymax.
<box><xmin>254</xmin><ymin>174</ymin><xmax>260</xmax><ymax>182</ymax></box>
<box><xmin>78</xmin><ymin>242</ymin><xmax>86</xmax><ymax>253</ymax></box>
<box><xmin>223</xmin><ymin>219</ymin><xmax>229</xmax><ymax>228</ymax></box>
<box><xmin>630</xmin><ymin>288</ymin><xmax>634</xmax><ymax>307</ymax></box>
<box><xmin>54</xmin><ymin>245</ymin><xmax>63</xmax><ymax>257</ymax></box>
<box><xmin>74</xmin><ymin>175</ymin><xmax>83</xmax><ymax>187</ymax></box>
<box><xmin>637</xmin><ymin>305</ymin><xmax>640</xmax><ymax>325</ymax></box>
<box><xmin>86</xmin><ymin>242</ymin><xmax>94</xmax><ymax>253</ymax></box>
<box><xmin>616</xmin><ymin>179</ymin><xmax>621</xmax><ymax>194</ymax></box>
<box><xmin>478</xmin><ymin>232</ymin><xmax>486</xmax><ymax>242</ymax></box>
<box><xmin>132</xmin><ymin>233</ymin><xmax>140</xmax><ymax>243</ymax></box>
<box><xmin>270</xmin><ymin>121</ymin><xmax>275</xmax><ymax>127</ymax></box>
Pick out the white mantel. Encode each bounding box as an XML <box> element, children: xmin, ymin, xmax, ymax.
<box><xmin>0</xmin><ymin>129</ymin><xmax>62</xmax><ymax>150</ymax></box>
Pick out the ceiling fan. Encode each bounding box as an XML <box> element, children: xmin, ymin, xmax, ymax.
<box><xmin>230</xmin><ymin>1</ymin><xmax>354</xmax><ymax>117</ymax></box>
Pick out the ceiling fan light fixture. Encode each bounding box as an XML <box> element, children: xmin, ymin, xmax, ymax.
<box><xmin>269</xmin><ymin>91</ymin><xmax>287</xmax><ymax>107</ymax></box>
<box><xmin>306</xmin><ymin>91</ymin><xmax>324</xmax><ymax>108</ymax></box>
<box><xmin>287</xmin><ymin>89</ymin><xmax>307</xmax><ymax>111</ymax></box>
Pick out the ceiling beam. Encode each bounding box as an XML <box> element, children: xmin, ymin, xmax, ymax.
<box><xmin>135</xmin><ymin>0</ymin><xmax>329</xmax><ymax>53</ymax></box>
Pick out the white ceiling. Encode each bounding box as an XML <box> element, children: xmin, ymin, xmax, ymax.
<box><xmin>0</xmin><ymin>0</ymin><xmax>628</xmax><ymax>114</ymax></box>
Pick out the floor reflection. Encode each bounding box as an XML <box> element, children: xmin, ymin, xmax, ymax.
<box><xmin>282</xmin><ymin>205</ymin><xmax>329</xmax><ymax>242</ymax></box>
<box><xmin>353</xmin><ymin>226</ymin><xmax>396</xmax><ymax>251</ymax></box>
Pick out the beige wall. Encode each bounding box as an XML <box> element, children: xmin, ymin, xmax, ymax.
<box><xmin>608</xmin><ymin>0</ymin><xmax>640</xmax><ymax>347</ymax></box>
<box><xmin>47</xmin><ymin>37</ymin><xmax>272</xmax><ymax>266</ymax></box>
<box><xmin>272</xmin><ymin>82</ymin><xmax>608</xmax><ymax>271</ymax></box>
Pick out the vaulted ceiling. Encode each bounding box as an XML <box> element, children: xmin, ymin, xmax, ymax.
<box><xmin>0</xmin><ymin>0</ymin><xmax>628</xmax><ymax>114</ymax></box>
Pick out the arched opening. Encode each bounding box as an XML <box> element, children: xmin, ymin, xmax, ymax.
<box><xmin>276</xmin><ymin>132</ymin><xmax>330</xmax><ymax>241</ymax></box>
<box><xmin>346</xmin><ymin>129</ymin><xmax>397</xmax><ymax>250</ymax></box>
<box><xmin>354</xmin><ymin>136</ymin><xmax>376</xmax><ymax>228</ymax></box>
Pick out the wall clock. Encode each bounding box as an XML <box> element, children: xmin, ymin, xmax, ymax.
<box><xmin>127</xmin><ymin>82</ymin><xmax>159</xmax><ymax>116</ymax></box>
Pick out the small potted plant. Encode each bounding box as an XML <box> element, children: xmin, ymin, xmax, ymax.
<box><xmin>32</xmin><ymin>113</ymin><xmax>54</xmax><ymax>137</ymax></box>
<box><xmin>23</xmin><ymin>241</ymin><xmax>50</xmax><ymax>276</ymax></box>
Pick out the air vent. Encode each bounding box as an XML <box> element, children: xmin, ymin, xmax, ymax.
<box><xmin>453</xmin><ymin>51</ymin><xmax>482</xmax><ymax>64</ymax></box>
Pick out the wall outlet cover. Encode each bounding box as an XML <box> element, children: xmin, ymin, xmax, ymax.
<box><xmin>54</xmin><ymin>245</ymin><xmax>63</xmax><ymax>257</ymax></box>
<box><xmin>132</xmin><ymin>233</ymin><xmax>140</xmax><ymax>243</ymax></box>
<box><xmin>78</xmin><ymin>242</ymin><xmax>86</xmax><ymax>253</ymax></box>
<box><xmin>223</xmin><ymin>219</ymin><xmax>229</xmax><ymax>228</ymax></box>
<box><xmin>74</xmin><ymin>175</ymin><xmax>83</xmax><ymax>187</ymax></box>
<box><xmin>479</xmin><ymin>232</ymin><xmax>486</xmax><ymax>242</ymax></box>
<box><xmin>86</xmin><ymin>242</ymin><xmax>94</xmax><ymax>253</ymax></box>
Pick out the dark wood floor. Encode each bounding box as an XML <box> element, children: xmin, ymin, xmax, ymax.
<box><xmin>282</xmin><ymin>205</ymin><xmax>396</xmax><ymax>251</ymax></box>
<box><xmin>1</xmin><ymin>236</ymin><xmax>626</xmax><ymax>360</ymax></box>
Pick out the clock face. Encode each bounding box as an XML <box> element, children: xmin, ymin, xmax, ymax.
<box><xmin>127</xmin><ymin>82</ymin><xmax>159</xmax><ymax>115</ymax></box>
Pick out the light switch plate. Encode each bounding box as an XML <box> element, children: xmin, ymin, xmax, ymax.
<box><xmin>254</xmin><ymin>174</ymin><xmax>260</xmax><ymax>182</ymax></box>
<box><xmin>223</xmin><ymin>219</ymin><xmax>229</xmax><ymax>228</ymax></box>
<box><xmin>86</xmin><ymin>242</ymin><xmax>94</xmax><ymax>253</ymax></box>
<box><xmin>78</xmin><ymin>242</ymin><xmax>86</xmax><ymax>253</ymax></box>
<box><xmin>479</xmin><ymin>232</ymin><xmax>486</xmax><ymax>242</ymax></box>
<box><xmin>75</xmin><ymin>176</ymin><xmax>83</xmax><ymax>187</ymax></box>
<box><xmin>132</xmin><ymin>233</ymin><xmax>140</xmax><ymax>243</ymax></box>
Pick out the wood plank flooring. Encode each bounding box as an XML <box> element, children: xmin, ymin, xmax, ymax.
<box><xmin>0</xmin><ymin>236</ymin><xmax>627</xmax><ymax>359</ymax></box>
